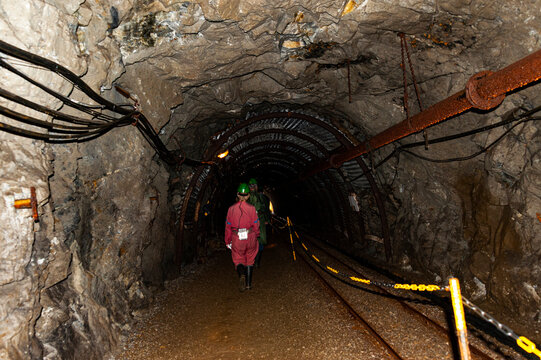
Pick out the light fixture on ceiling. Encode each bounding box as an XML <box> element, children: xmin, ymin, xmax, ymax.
<box><xmin>217</xmin><ymin>149</ymin><xmax>229</xmax><ymax>159</ymax></box>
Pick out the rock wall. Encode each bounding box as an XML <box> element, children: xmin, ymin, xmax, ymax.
<box><xmin>371</xmin><ymin>84</ymin><xmax>541</xmax><ymax>338</ymax></box>
<box><xmin>1</xmin><ymin>1</ymin><xmax>83</xmax><ymax>357</ymax></box>
<box><xmin>1</xmin><ymin>0</ymin><xmax>540</xmax><ymax>358</ymax></box>
<box><xmin>0</xmin><ymin>0</ymin><xmax>179</xmax><ymax>358</ymax></box>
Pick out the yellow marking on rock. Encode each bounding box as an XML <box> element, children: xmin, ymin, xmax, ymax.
<box><xmin>283</xmin><ymin>40</ymin><xmax>302</xmax><ymax>49</ymax></box>
<box><xmin>341</xmin><ymin>0</ymin><xmax>358</xmax><ymax>16</ymax></box>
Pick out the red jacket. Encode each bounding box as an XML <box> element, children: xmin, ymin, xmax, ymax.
<box><xmin>225</xmin><ymin>201</ymin><xmax>260</xmax><ymax>246</ymax></box>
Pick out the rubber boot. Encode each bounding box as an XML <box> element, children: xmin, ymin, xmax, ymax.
<box><xmin>246</xmin><ymin>265</ymin><xmax>253</xmax><ymax>290</ymax></box>
<box><xmin>254</xmin><ymin>251</ymin><xmax>262</xmax><ymax>268</ymax></box>
<box><xmin>236</xmin><ymin>264</ymin><xmax>246</xmax><ymax>292</ymax></box>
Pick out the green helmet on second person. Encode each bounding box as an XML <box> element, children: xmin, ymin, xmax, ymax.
<box><xmin>237</xmin><ymin>183</ymin><xmax>250</xmax><ymax>195</ymax></box>
<box><xmin>248</xmin><ymin>178</ymin><xmax>258</xmax><ymax>185</ymax></box>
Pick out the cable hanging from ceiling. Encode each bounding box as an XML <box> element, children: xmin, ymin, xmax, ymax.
<box><xmin>0</xmin><ymin>39</ymin><xmax>200</xmax><ymax>167</ymax></box>
<box><xmin>349</xmin><ymin>104</ymin><xmax>541</xmax><ymax>183</ymax></box>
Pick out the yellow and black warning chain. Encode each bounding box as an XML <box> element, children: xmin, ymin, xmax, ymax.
<box><xmin>461</xmin><ymin>297</ymin><xmax>541</xmax><ymax>358</ymax></box>
<box><xmin>277</xmin><ymin>215</ymin><xmax>541</xmax><ymax>359</ymax></box>
<box><xmin>279</xmin><ymin>215</ymin><xmax>446</xmax><ymax>292</ymax></box>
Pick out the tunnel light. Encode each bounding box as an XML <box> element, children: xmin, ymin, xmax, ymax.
<box><xmin>217</xmin><ymin>149</ymin><xmax>229</xmax><ymax>159</ymax></box>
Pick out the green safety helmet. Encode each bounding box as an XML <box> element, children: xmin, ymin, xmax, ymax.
<box><xmin>248</xmin><ymin>178</ymin><xmax>258</xmax><ymax>185</ymax></box>
<box><xmin>237</xmin><ymin>183</ymin><xmax>250</xmax><ymax>195</ymax></box>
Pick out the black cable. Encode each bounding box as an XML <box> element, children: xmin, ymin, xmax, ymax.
<box><xmin>0</xmin><ymin>39</ymin><xmax>129</xmax><ymax>115</ymax></box>
<box><xmin>0</xmin><ymin>120</ymin><xmax>114</xmax><ymax>141</ymax></box>
<box><xmin>403</xmin><ymin>117</ymin><xmax>539</xmax><ymax>163</ymax></box>
<box><xmin>0</xmin><ymin>88</ymin><xmax>129</xmax><ymax>129</ymax></box>
<box><xmin>349</xmin><ymin>107</ymin><xmax>541</xmax><ymax>182</ymax></box>
<box><xmin>0</xmin><ymin>40</ymin><xmax>193</xmax><ymax>166</ymax></box>
<box><xmin>0</xmin><ymin>104</ymin><xmax>134</xmax><ymax>132</ymax></box>
<box><xmin>0</xmin><ymin>57</ymin><xmax>115</xmax><ymax>121</ymax></box>
<box><xmin>398</xmin><ymin>105</ymin><xmax>541</xmax><ymax>151</ymax></box>
<box><xmin>0</xmin><ymin>105</ymin><xmax>134</xmax><ymax>140</ymax></box>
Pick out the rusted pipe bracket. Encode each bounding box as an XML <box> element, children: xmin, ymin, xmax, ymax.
<box><xmin>131</xmin><ymin>112</ymin><xmax>141</xmax><ymax>126</ymax></box>
<box><xmin>14</xmin><ymin>186</ymin><xmax>39</xmax><ymax>222</ymax></box>
<box><xmin>466</xmin><ymin>71</ymin><xmax>506</xmax><ymax>110</ymax></box>
<box><xmin>115</xmin><ymin>85</ymin><xmax>141</xmax><ymax>111</ymax></box>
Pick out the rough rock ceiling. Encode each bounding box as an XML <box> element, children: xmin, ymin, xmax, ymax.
<box><xmin>100</xmin><ymin>0</ymin><xmax>540</xmax><ymax>159</ymax></box>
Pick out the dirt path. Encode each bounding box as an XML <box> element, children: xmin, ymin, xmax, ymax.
<box><xmin>116</xmin><ymin>235</ymin><xmax>384</xmax><ymax>359</ymax></box>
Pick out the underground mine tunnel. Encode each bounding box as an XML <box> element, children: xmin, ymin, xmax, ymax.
<box><xmin>1</xmin><ymin>0</ymin><xmax>540</xmax><ymax>359</ymax></box>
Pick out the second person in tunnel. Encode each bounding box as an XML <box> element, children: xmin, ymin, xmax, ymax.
<box><xmin>247</xmin><ymin>178</ymin><xmax>270</xmax><ymax>268</ymax></box>
<box><xmin>224</xmin><ymin>183</ymin><xmax>260</xmax><ymax>291</ymax></box>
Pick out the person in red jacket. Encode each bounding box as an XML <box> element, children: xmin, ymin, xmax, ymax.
<box><xmin>225</xmin><ymin>183</ymin><xmax>260</xmax><ymax>291</ymax></box>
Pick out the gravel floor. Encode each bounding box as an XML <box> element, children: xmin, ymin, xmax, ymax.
<box><xmin>114</xmin><ymin>231</ymin><xmax>533</xmax><ymax>360</ymax></box>
<box><xmin>115</xmin><ymin>235</ymin><xmax>389</xmax><ymax>359</ymax></box>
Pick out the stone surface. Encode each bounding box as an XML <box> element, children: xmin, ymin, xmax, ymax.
<box><xmin>0</xmin><ymin>0</ymin><xmax>541</xmax><ymax>358</ymax></box>
<box><xmin>0</xmin><ymin>0</ymin><xmax>83</xmax><ymax>357</ymax></box>
<box><xmin>0</xmin><ymin>0</ymin><xmax>176</xmax><ymax>358</ymax></box>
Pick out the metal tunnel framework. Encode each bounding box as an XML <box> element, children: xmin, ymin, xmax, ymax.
<box><xmin>176</xmin><ymin>107</ymin><xmax>392</xmax><ymax>266</ymax></box>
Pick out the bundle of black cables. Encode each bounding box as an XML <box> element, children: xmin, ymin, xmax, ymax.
<box><xmin>0</xmin><ymin>39</ymin><xmax>193</xmax><ymax>166</ymax></box>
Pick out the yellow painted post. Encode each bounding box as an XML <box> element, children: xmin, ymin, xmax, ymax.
<box><xmin>286</xmin><ymin>217</ymin><xmax>296</xmax><ymax>261</ymax></box>
<box><xmin>449</xmin><ymin>278</ymin><xmax>471</xmax><ymax>360</ymax></box>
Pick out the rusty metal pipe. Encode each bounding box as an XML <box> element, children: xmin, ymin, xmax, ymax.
<box><xmin>475</xmin><ymin>49</ymin><xmax>541</xmax><ymax>101</ymax></box>
<box><xmin>302</xmin><ymin>49</ymin><xmax>541</xmax><ymax>178</ymax></box>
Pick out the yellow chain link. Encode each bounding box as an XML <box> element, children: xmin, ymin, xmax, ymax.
<box><xmin>394</xmin><ymin>283</ymin><xmax>441</xmax><ymax>291</ymax></box>
<box><xmin>285</xmin><ymin>217</ymin><xmax>441</xmax><ymax>292</ymax></box>
<box><xmin>285</xmin><ymin>216</ymin><xmax>540</xmax><ymax>360</ymax></box>
<box><xmin>326</xmin><ymin>266</ymin><xmax>339</xmax><ymax>274</ymax></box>
<box><xmin>517</xmin><ymin>336</ymin><xmax>541</xmax><ymax>358</ymax></box>
<box><xmin>350</xmin><ymin>276</ymin><xmax>371</xmax><ymax>284</ymax></box>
